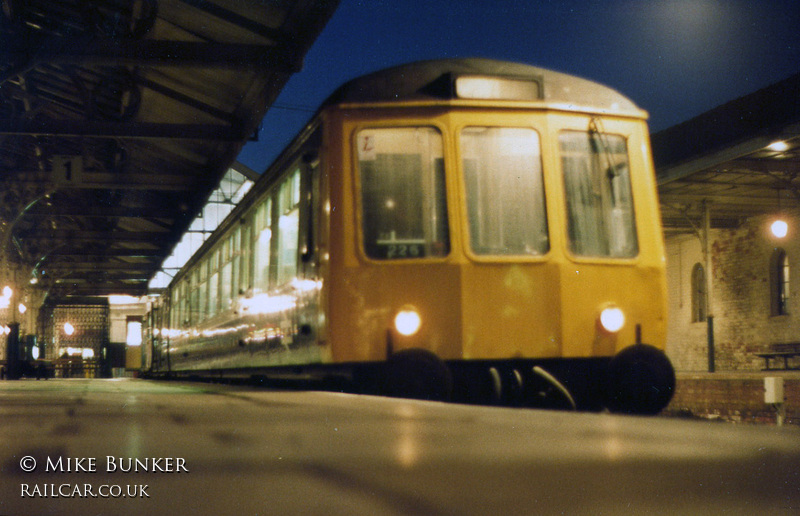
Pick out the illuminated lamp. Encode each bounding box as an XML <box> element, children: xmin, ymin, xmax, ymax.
<box><xmin>768</xmin><ymin>141</ymin><xmax>789</xmax><ymax>152</ymax></box>
<box><xmin>771</xmin><ymin>188</ymin><xmax>789</xmax><ymax>238</ymax></box>
<box><xmin>600</xmin><ymin>307</ymin><xmax>625</xmax><ymax>333</ymax></box>
<box><xmin>64</xmin><ymin>322</ymin><xmax>75</xmax><ymax>336</ymax></box>
<box><xmin>771</xmin><ymin>219</ymin><xmax>789</xmax><ymax>239</ymax></box>
<box><xmin>454</xmin><ymin>75</ymin><xmax>540</xmax><ymax>101</ymax></box>
<box><xmin>394</xmin><ymin>308</ymin><xmax>422</xmax><ymax>336</ymax></box>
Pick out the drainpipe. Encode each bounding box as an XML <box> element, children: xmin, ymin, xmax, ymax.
<box><xmin>703</xmin><ymin>201</ymin><xmax>715</xmax><ymax>372</ymax></box>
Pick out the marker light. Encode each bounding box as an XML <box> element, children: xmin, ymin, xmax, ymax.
<box><xmin>771</xmin><ymin>219</ymin><xmax>789</xmax><ymax>238</ymax></box>
<box><xmin>394</xmin><ymin>308</ymin><xmax>422</xmax><ymax>336</ymax></box>
<box><xmin>600</xmin><ymin>307</ymin><xmax>625</xmax><ymax>333</ymax></box>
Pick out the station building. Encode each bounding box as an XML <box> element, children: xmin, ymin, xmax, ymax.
<box><xmin>655</xmin><ymin>71</ymin><xmax>800</xmax><ymax>423</ymax></box>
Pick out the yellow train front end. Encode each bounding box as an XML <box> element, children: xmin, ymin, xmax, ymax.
<box><xmin>323</xmin><ymin>60</ymin><xmax>674</xmax><ymax>413</ymax></box>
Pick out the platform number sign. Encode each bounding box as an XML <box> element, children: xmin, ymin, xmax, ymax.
<box><xmin>52</xmin><ymin>155</ymin><xmax>84</xmax><ymax>185</ymax></box>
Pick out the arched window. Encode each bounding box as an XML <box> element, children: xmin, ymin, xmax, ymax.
<box><xmin>691</xmin><ymin>263</ymin><xmax>707</xmax><ymax>323</ymax></box>
<box><xmin>770</xmin><ymin>248</ymin><xmax>790</xmax><ymax>316</ymax></box>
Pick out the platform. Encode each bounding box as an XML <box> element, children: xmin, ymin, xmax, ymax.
<box><xmin>1</xmin><ymin>379</ymin><xmax>799</xmax><ymax>515</ymax></box>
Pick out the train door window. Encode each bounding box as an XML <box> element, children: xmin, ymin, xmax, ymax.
<box><xmin>231</xmin><ymin>230</ymin><xmax>240</xmax><ymax>300</ymax></box>
<box><xmin>209</xmin><ymin>271</ymin><xmax>219</xmax><ymax>317</ymax></box>
<box><xmin>461</xmin><ymin>127</ymin><xmax>548</xmax><ymax>255</ymax></box>
<box><xmin>212</xmin><ymin>249</ymin><xmax>222</xmax><ymax>316</ymax></box>
<box><xmin>221</xmin><ymin>257</ymin><xmax>233</xmax><ymax>312</ymax></box>
<box><xmin>171</xmin><ymin>286</ymin><xmax>181</xmax><ymax>329</ymax></box>
<box><xmin>254</xmin><ymin>198</ymin><xmax>272</xmax><ymax>292</ymax></box>
<box><xmin>189</xmin><ymin>273</ymin><xmax>198</xmax><ymax>325</ymax></box>
<box><xmin>275</xmin><ymin>169</ymin><xmax>301</xmax><ymax>284</ymax></box>
<box><xmin>198</xmin><ymin>276</ymin><xmax>208</xmax><ymax>322</ymax></box>
<box><xmin>179</xmin><ymin>279</ymin><xmax>188</xmax><ymax>327</ymax></box>
<box><xmin>240</xmin><ymin>221</ymin><xmax>252</xmax><ymax>294</ymax></box>
<box><xmin>357</xmin><ymin>127</ymin><xmax>449</xmax><ymax>259</ymax></box>
<box><xmin>560</xmin><ymin>131</ymin><xmax>638</xmax><ymax>258</ymax></box>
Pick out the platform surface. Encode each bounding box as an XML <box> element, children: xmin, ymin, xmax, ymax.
<box><xmin>1</xmin><ymin>378</ymin><xmax>798</xmax><ymax>515</ymax></box>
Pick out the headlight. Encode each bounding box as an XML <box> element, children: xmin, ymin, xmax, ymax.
<box><xmin>394</xmin><ymin>308</ymin><xmax>422</xmax><ymax>336</ymax></box>
<box><xmin>600</xmin><ymin>307</ymin><xmax>625</xmax><ymax>333</ymax></box>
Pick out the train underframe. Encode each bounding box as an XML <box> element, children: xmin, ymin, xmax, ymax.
<box><xmin>149</xmin><ymin>343</ymin><xmax>675</xmax><ymax>415</ymax></box>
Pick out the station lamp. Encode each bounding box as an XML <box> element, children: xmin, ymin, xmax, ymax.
<box><xmin>771</xmin><ymin>219</ymin><xmax>789</xmax><ymax>239</ymax></box>
<box><xmin>771</xmin><ymin>188</ymin><xmax>789</xmax><ymax>239</ymax></box>
<box><xmin>768</xmin><ymin>140</ymin><xmax>789</xmax><ymax>153</ymax></box>
<box><xmin>0</xmin><ymin>286</ymin><xmax>11</xmax><ymax>309</ymax></box>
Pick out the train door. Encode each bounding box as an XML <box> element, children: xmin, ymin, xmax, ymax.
<box><xmin>295</xmin><ymin>148</ymin><xmax>322</xmax><ymax>351</ymax></box>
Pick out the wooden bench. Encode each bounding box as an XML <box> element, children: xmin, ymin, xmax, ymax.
<box><xmin>755</xmin><ymin>343</ymin><xmax>800</xmax><ymax>371</ymax></box>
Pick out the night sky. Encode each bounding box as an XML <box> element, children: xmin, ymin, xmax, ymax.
<box><xmin>236</xmin><ymin>0</ymin><xmax>800</xmax><ymax>172</ymax></box>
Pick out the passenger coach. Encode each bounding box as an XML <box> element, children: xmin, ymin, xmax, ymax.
<box><xmin>147</xmin><ymin>59</ymin><xmax>675</xmax><ymax>414</ymax></box>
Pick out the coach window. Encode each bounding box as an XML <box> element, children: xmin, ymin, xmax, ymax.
<box><xmin>171</xmin><ymin>285</ymin><xmax>181</xmax><ymax>329</ymax></box>
<box><xmin>560</xmin><ymin>131</ymin><xmax>638</xmax><ymax>258</ymax></box>
<box><xmin>357</xmin><ymin>127</ymin><xmax>449</xmax><ymax>259</ymax></box>
<box><xmin>275</xmin><ymin>169</ymin><xmax>301</xmax><ymax>285</ymax></box>
<box><xmin>207</xmin><ymin>249</ymin><xmax>218</xmax><ymax>317</ymax></box>
<box><xmin>461</xmin><ymin>127</ymin><xmax>548</xmax><ymax>255</ymax></box>
<box><xmin>240</xmin><ymin>221</ymin><xmax>252</xmax><ymax>295</ymax></box>
<box><xmin>198</xmin><ymin>260</ymin><xmax>208</xmax><ymax>322</ymax></box>
<box><xmin>254</xmin><ymin>198</ymin><xmax>272</xmax><ymax>292</ymax></box>
<box><xmin>231</xmin><ymin>229</ymin><xmax>240</xmax><ymax>299</ymax></box>
<box><xmin>771</xmin><ymin>248</ymin><xmax>790</xmax><ymax>316</ymax></box>
<box><xmin>179</xmin><ymin>280</ymin><xmax>188</xmax><ymax>327</ymax></box>
<box><xmin>221</xmin><ymin>236</ymin><xmax>233</xmax><ymax>311</ymax></box>
<box><xmin>691</xmin><ymin>263</ymin><xmax>707</xmax><ymax>323</ymax></box>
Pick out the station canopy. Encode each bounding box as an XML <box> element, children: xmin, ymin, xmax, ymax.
<box><xmin>653</xmin><ymin>72</ymin><xmax>800</xmax><ymax>235</ymax></box>
<box><xmin>0</xmin><ymin>0</ymin><xmax>339</xmax><ymax>299</ymax></box>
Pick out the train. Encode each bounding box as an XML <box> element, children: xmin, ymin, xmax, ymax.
<box><xmin>145</xmin><ymin>58</ymin><xmax>675</xmax><ymax>414</ymax></box>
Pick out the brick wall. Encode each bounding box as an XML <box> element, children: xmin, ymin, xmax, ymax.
<box><xmin>665</xmin><ymin>213</ymin><xmax>800</xmax><ymax>372</ymax></box>
<box><xmin>665</xmin><ymin>373</ymin><xmax>800</xmax><ymax>425</ymax></box>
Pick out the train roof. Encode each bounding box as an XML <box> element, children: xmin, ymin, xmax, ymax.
<box><xmin>323</xmin><ymin>58</ymin><xmax>643</xmax><ymax>116</ymax></box>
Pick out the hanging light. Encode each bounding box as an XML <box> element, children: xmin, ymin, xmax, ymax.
<box><xmin>768</xmin><ymin>140</ymin><xmax>789</xmax><ymax>152</ymax></box>
<box><xmin>771</xmin><ymin>187</ymin><xmax>789</xmax><ymax>239</ymax></box>
<box><xmin>771</xmin><ymin>219</ymin><xmax>789</xmax><ymax>238</ymax></box>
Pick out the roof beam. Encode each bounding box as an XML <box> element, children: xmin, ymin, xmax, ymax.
<box><xmin>46</xmin><ymin>248</ymin><xmax>164</xmax><ymax>257</ymax></box>
<box><xmin>0</xmin><ymin>170</ymin><xmax>199</xmax><ymax>191</ymax></box>
<box><xmin>19</xmin><ymin>229</ymin><xmax>173</xmax><ymax>243</ymax></box>
<box><xmin>176</xmin><ymin>0</ymin><xmax>291</xmax><ymax>44</ymax></box>
<box><xmin>41</xmin><ymin>263</ymin><xmax>156</xmax><ymax>273</ymax></box>
<box><xmin>24</xmin><ymin>204</ymin><xmax>180</xmax><ymax>219</ymax></box>
<box><xmin>659</xmin><ymin>193</ymin><xmax>781</xmax><ymax>207</ymax></box>
<box><xmin>2</xmin><ymin>38</ymin><xmax>302</xmax><ymax>72</ymax></box>
<box><xmin>46</xmin><ymin>284</ymin><xmax>149</xmax><ymax>297</ymax></box>
<box><xmin>0</xmin><ymin>119</ymin><xmax>245</xmax><ymax>140</ymax></box>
